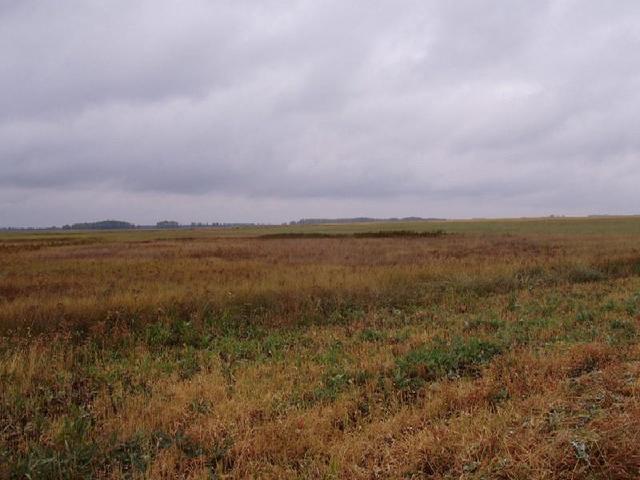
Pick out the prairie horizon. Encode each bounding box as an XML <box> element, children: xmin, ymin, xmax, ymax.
<box><xmin>4</xmin><ymin>1</ymin><xmax>640</xmax><ymax>477</ymax></box>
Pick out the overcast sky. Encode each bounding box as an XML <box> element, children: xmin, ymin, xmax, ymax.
<box><xmin>2</xmin><ymin>1</ymin><xmax>640</xmax><ymax>226</ymax></box>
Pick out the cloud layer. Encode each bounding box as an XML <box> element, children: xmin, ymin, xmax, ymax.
<box><xmin>2</xmin><ymin>1</ymin><xmax>640</xmax><ymax>225</ymax></box>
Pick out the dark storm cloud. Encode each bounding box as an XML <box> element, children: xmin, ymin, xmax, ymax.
<box><xmin>2</xmin><ymin>0</ymin><xmax>640</xmax><ymax>225</ymax></box>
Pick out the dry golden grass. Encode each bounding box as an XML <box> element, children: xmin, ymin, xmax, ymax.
<box><xmin>2</xmin><ymin>220</ymin><xmax>640</xmax><ymax>478</ymax></box>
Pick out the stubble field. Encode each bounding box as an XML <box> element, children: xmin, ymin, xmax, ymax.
<box><xmin>2</xmin><ymin>217</ymin><xmax>640</xmax><ymax>479</ymax></box>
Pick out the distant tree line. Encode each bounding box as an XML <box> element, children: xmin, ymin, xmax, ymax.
<box><xmin>2</xmin><ymin>216</ymin><xmax>452</xmax><ymax>232</ymax></box>
<box><xmin>51</xmin><ymin>220</ymin><xmax>262</xmax><ymax>231</ymax></box>
<box><xmin>156</xmin><ymin>220</ymin><xmax>180</xmax><ymax>228</ymax></box>
<box><xmin>156</xmin><ymin>221</ymin><xmax>256</xmax><ymax>228</ymax></box>
<box><xmin>62</xmin><ymin>220</ymin><xmax>135</xmax><ymax>230</ymax></box>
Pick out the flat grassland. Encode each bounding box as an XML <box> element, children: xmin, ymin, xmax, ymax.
<box><xmin>2</xmin><ymin>217</ymin><xmax>640</xmax><ymax>478</ymax></box>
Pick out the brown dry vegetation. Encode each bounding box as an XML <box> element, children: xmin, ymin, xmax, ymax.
<box><xmin>2</xmin><ymin>219</ymin><xmax>640</xmax><ymax>478</ymax></box>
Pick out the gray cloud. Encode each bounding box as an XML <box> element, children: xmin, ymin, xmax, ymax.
<box><xmin>2</xmin><ymin>0</ymin><xmax>640</xmax><ymax>226</ymax></box>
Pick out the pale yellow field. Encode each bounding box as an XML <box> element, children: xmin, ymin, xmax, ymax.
<box><xmin>2</xmin><ymin>218</ymin><xmax>640</xmax><ymax>478</ymax></box>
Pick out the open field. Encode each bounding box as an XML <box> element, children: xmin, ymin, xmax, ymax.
<box><xmin>2</xmin><ymin>217</ymin><xmax>640</xmax><ymax>478</ymax></box>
